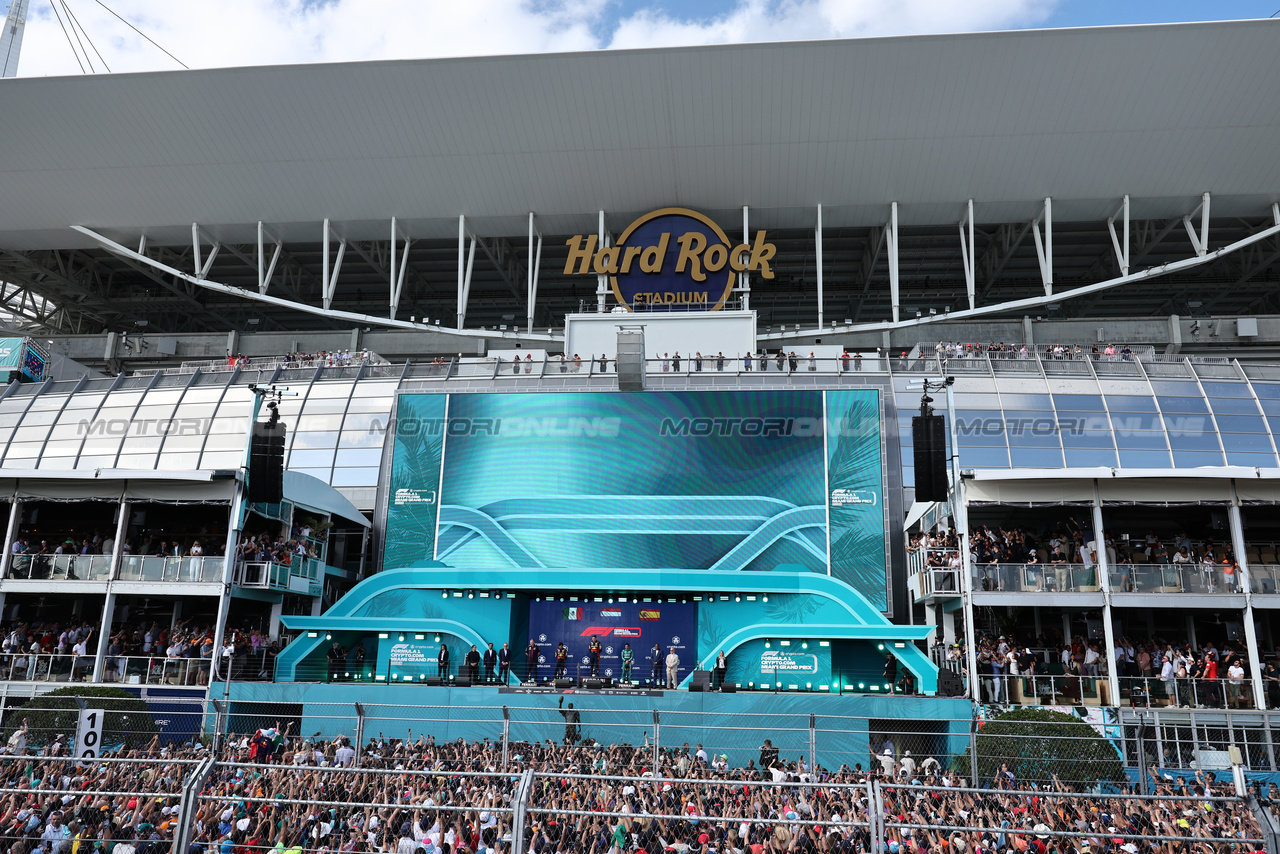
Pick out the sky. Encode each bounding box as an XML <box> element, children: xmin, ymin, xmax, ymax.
<box><xmin>4</xmin><ymin>0</ymin><xmax>1278</xmax><ymax>78</ymax></box>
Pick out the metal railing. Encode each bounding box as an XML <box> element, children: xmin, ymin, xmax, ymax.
<box><xmin>1118</xmin><ymin>675</ymin><xmax>1252</xmax><ymax>709</ymax></box>
<box><xmin>6</xmin><ymin>552</ymin><xmax>113</xmax><ymax>580</ymax></box>
<box><xmin>117</xmin><ymin>554</ymin><xmax>223</xmax><ymax>583</ymax></box>
<box><xmin>0</xmin><ymin>651</ymin><xmax>212</xmax><ymax>685</ymax></box>
<box><xmin>975</xmin><ymin>671</ymin><xmax>1112</xmax><ymax>706</ymax></box>
<box><xmin>234</xmin><ymin>556</ymin><xmax>322</xmax><ymax>594</ymax></box>
<box><xmin>973</xmin><ymin>562</ymin><xmax>1099</xmax><ymax>593</ymax></box>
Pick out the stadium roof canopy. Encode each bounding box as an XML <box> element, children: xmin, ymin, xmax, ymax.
<box><xmin>0</xmin><ymin>20</ymin><xmax>1277</xmax><ymax>336</ymax></box>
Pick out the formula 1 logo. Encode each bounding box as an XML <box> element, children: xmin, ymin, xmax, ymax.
<box><xmin>578</xmin><ymin>626</ymin><xmax>641</xmax><ymax>638</ymax></box>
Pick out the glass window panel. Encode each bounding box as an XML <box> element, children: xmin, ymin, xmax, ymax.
<box><xmin>351</xmin><ymin>381</ymin><xmax>399</xmax><ymax>398</ymax></box>
<box><xmin>1151</xmin><ymin>381</ymin><xmax>1204</xmax><ymax>397</ymax></box>
<box><xmin>114</xmin><ymin>454</ymin><xmax>158</xmax><ymax>470</ymax></box>
<box><xmin>1158</xmin><ymin>396</ymin><xmax>1209</xmax><ymax>414</ymax></box>
<box><xmin>161</xmin><ymin>433</ymin><xmax>205</xmax><ymax>451</ymax></box>
<box><xmin>1006</xmin><ymin>430</ymin><xmax>1060</xmax><ymax>449</ymax></box>
<box><xmin>0</xmin><ymin>429</ymin><xmax>14</xmax><ymax>446</ymax></box>
<box><xmin>12</xmin><ymin>425</ymin><xmax>49</xmax><ymax>443</ymax></box>
<box><xmin>1114</xmin><ymin>431</ymin><xmax>1170</xmax><ymax>450</ymax></box>
<box><xmin>1117</xmin><ymin>449</ymin><xmax>1172</xmax><ymax>468</ymax></box>
<box><xmin>40</xmin><ymin>442</ymin><xmax>79</xmax><ymax>458</ymax></box>
<box><xmin>76</xmin><ymin>455</ymin><xmax>116</xmax><ymax>469</ymax></box>
<box><xmin>18</xmin><ymin>410</ymin><xmax>58</xmax><ymax>426</ymax></box>
<box><xmin>1214</xmin><ymin>415</ymin><xmax>1267</xmax><ymax>433</ymax></box>
<box><xmin>330</xmin><ymin>467</ymin><xmax>378</xmax><ymax>487</ymax></box>
<box><xmin>175</xmin><ymin>403</ymin><xmax>218</xmax><ymax>419</ymax></box>
<box><xmin>344</xmin><ymin>397</ymin><xmax>395</xmax><ymax>414</ymax></box>
<box><xmin>286</xmin><ymin>467</ymin><xmax>332</xmax><ymax>481</ymax></box>
<box><xmin>1163</xmin><ymin>415</ymin><xmax>1213</xmax><ymax>440</ymax></box>
<box><xmin>26</xmin><ymin>396</ymin><xmax>65</xmax><ymax>411</ymax></box>
<box><xmin>80</xmin><ymin>436</ymin><xmax>123</xmax><ymax>454</ymax></box>
<box><xmin>0</xmin><ymin>412</ymin><xmax>24</xmax><ymax>428</ymax></box>
<box><xmin>1061</xmin><ymin>430</ymin><xmax>1115</xmax><ymax>449</ymax></box>
<box><xmin>1109</xmin><ymin>413</ymin><xmax>1163</xmax><ymax>432</ymax></box>
<box><xmin>298</xmin><ymin>399</ymin><xmax>348</xmax><ymax>415</ymax></box>
<box><xmin>200</xmin><ymin>451</ymin><xmax>242</xmax><ymax>468</ymax></box>
<box><xmin>156</xmin><ymin>452</ymin><xmax>201</xmax><ymax>469</ymax></box>
<box><xmin>340</xmin><ymin>412</ymin><xmax>390</xmax><ymax>432</ymax></box>
<box><xmin>950</xmin><ymin>393</ymin><xmax>1002</xmax><ymax>408</ymax></box>
<box><xmin>1010</xmin><ymin>447</ymin><xmax>1062</xmax><ymax>467</ymax></box>
<box><xmin>1250</xmin><ymin>383</ymin><xmax>1280</xmax><ymax>399</ymax></box>
<box><xmin>63</xmin><ymin>393</ymin><xmax>106</xmax><ymax>410</ymax></box>
<box><xmin>956</xmin><ymin>447</ymin><xmax>1009</xmax><ymax>467</ymax></box>
<box><xmin>140</xmin><ymin>390</ymin><xmax>183</xmax><ymax>404</ymax></box>
<box><xmin>998</xmin><ymin>394</ymin><xmax>1052</xmax><ymax>409</ymax></box>
<box><xmin>303</xmin><ymin>384</ymin><xmax>352</xmax><ymax>399</ymax></box>
<box><xmin>294</xmin><ymin>413</ymin><xmax>345</xmax><ymax>430</ymax></box>
<box><xmin>1220</xmin><ymin>432</ymin><xmax>1273</xmax><ymax>452</ymax></box>
<box><xmin>290</xmin><ymin>431</ymin><xmax>339</xmax><ymax>449</ymax></box>
<box><xmin>1200</xmin><ymin>381</ymin><xmax>1253</xmax><ymax>398</ymax></box>
<box><xmin>1168</xmin><ymin>431</ymin><xmax>1221</xmax><ymax>451</ymax></box>
<box><xmin>203</xmin><ymin>433</ymin><xmax>246</xmax><ymax>451</ymax></box>
<box><xmin>1226</xmin><ymin>452</ymin><xmax>1279</xmax><ymax>467</ymax></box>
<box><xmin>1064</xmin><ymin>448</ymin><xmax>1117</xmax><ymax>467</ymax></box>
<box><xmin>333</xmin><ymin>447</ymin><xmax>383</xmax><ymax>467</ymax></box>
<box><xmin>3</xmin><ymin>449</ymin><xmax>39</xmax><ymax>464</ymax></box>
<box><xmin>1205</xmin><ymin>397</ymin><xmax>1262</xmax><ymax>415</ymax></box>
<box><xmin>338</xmin><ymin>429</ymin><xmax>384</xmax><ymax>449</ymax></box>
<box><xmin>118</xmin><ymin>436</ymin><xmax>163</xmax><ymax>453</ymax></box>
<box><xmin>47</xmin><ymin>423</ymin><xmax>82</xmax><ymax>441</ymax></box>
<box><xmin>181</xmin><ymin>388</ymin><xmax>226</xmax><ymax>403</ymax></box>
<box><xmin>1258</xmin><ymin>399</ymin><xmax>1280</xmax><ymax>416</ymax></box>
<box><xmin>1052</xmin><ymin>394</ymin><xmax>1104</xmax><ymax>411</ymax></box>
<box><xmin>288</xmin><ymin>449</ymin><xmax>336</xmax><ymax>468</ymax></box>
<box><xmin>1172</xmin><ymin>450</ymin><xmax>1225</xmax><ymax>467</ymax></box>
<box><xmin>1104</xmin><ymin>395</ymin><xmax>1158</xmax><ymax>413</ymax></box>
<box><xmin>1267</xmin><ymin>416</ymin><xmax>1280</xmax><ymax>436</ymax></box>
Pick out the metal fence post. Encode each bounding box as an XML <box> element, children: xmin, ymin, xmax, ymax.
<box><xmin>174</xmin><ymin>754</ymin><xmax>215</xmax><ymax>854</ymax></box>
<box><xmin>1249</xmin><ymin>796</ymin><xmax>1280</xmax><ymax>854</ymax></box>
<box><xmin>502</xmin><ymin>705</ymin><xmax>511</xmax><ymax>772</ymax></box>
<box><xmin>210</xmin><ymin>699</ymin><xmax>225</xmax><ymax>753</ymax></box>
<box><xmin>652</xmin><ymin>710</ymin><xmax>660</xmax><ymax>777</ymax></box>
<box><xmin>354</xmin><ymin>703</ymin><xmax>366</xmax><ymax>768</ymax></box>
<box><xmin>511</xmin><ymin>768</ymin><xmax>534</xmax><ymax>854</ymax></box>
<box><xmin>808</xmin><ymin>714</ymin><xmax>817</xmax><ymax>772</ymax></box>
<box><xmin>869</xmin><ymin>779</ymin><xmax>884</xmax><ymax>852</ymax></box>
<box><xmin>1135</xmin><ymin>712</ymin><xmax>1149</xmax><ymax>795</ymax></box>
<box><xmin>968</xmin><ymin>717</ymin><xmax>979</xmax><ymax>787</ymax></box>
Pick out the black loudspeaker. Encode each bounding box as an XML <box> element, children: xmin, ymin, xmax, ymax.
<box><xmin>912</xmin><ymin>415</ymin><xmax>948</xmax><ymax>502</ymax></box>
<box><xmin>248</xmin><ymin>421</ymin><xmax>286</xmax><ymax>504</ymax></box>
<box><xmin>603</xmin><ymin>678</ymin><xmax>613</xmax><ymax>688</ymax></box>
<box><xmin>938</xmin><ymin>669</ymin><xmax>966</xmax><ymax>698</ymax></box>
<box><xmin>455</xmin><ymin>674</ymin><xmax>472</xmax><ymax>687</ymax></box>
<box><xmin>426</xmin><ymin>676</ymin><xmax>443</xmax><ymax>686</ymax></box>
<box><xmin>689</xmin><ymin>670</ymin><xmax>711</xmax><ymax>692</ymax></box>
<box><xmin>583</xmin><ymin>677</ymin><xmax>605</xmax><ymax>689</ymax></box>
<box><xmin>720</xmin><ymin>682</ymin><xmax>738</xmax><ymax>693</ymax></box>
<box><xmin>555</xmin><ymin>678</ymin><xmax>575</xmax><ymax>689</ymax></box>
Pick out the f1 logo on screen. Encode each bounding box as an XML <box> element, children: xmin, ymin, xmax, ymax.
<box><xmin>563</xmin><ymin>208</ymin><xmax>776</xmax><ymax>311</ymax></box>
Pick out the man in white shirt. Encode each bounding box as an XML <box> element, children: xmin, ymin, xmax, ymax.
<box><xmin>335</xmin><ymin>739</ymin><xmax>355</xmax><ymax>767</ymax></box>
<box><xmin>664</xmin><ymin>647</ymin><xmax>680</xmax><ymax>688</ymax></box>
<box><xmin>1083</xmin><ymin>644</ymin><xmax>1100</xmax><ymax>677</ymax></box>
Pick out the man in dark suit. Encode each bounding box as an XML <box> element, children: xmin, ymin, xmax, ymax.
<box><xmin>526</xmin><ymin>640</ymin><xmax>540</xmax><ymax>683</ymax></box>
<box><xmin>465</xmin><ymin>644</ymin><xmax>481</xmax><ymax>682</ymax></box>
<box><xmin>437</xmin><ymin>643</ymin><xmax>450</xmax><ymax>679</ymax></box>
<box><xmin>483</xmin><ymin>642</ymin><xmax>498</xmax><ymax>683</ymax></box>
<box><xmin>498</xmin><ymin>643</ymin><xmax>512</xmax><ymax>684</ymax></box>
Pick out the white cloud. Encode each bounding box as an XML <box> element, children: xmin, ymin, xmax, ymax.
<box><xmin>9</xmin><ymin>0</ymin><xmax>1058</xmax><ymax>78</ymax></box>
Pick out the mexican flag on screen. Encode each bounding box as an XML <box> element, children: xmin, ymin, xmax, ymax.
<box><xmin>563</xmin><ymin>607</ymin><xmax>581</xmax><ymax>620</ymax></box>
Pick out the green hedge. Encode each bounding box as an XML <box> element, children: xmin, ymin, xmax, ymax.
<box><xmin>3</xmin><ymin>686</ymin><xmax>159</xmax><ymax>753</ymax></box>
<box><xmin>953</xmin><ymin>707</ymin><xmax>1124</xmax><ymax>786</ymax></box>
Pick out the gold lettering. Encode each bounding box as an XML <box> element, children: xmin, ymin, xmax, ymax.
<box><xmin>748</xmin><ymin>231</ymin><xmax>776</xmax><ymax>279</ymax></box>
<box><xmin>703</xmin><ymin>243</ymin><xmax>728</xmax><ymax>272</ymax></box>
<box><xmin>639</xmin><ymin>234</ymin><xmax>669</xmax><ymax>273</ymax></box>
<box><xmin>593</xmin><ymin>246</ymin><xmax>620</xmax><ymax>275</ymax></box>
<box><xmin>564</xmin><ymin>235</ymin><xmax>598</xmax><ymax>275</ymax></box>
<box><xmin>664</xmin><ymin>292</ymin><xmax>676</xmax><ymax>304</ymax></box>
<box><xmin>675</xmin><ymin>232</ymin><xmax>708</xmax><ymax>282</ymax></box>
<box><xmin>694</xmin><ymin>292</ymin><xmax>707</xmax><ymax>304</ymax></box>
<box><xmin>729</xmin><ymin>244</ymin><xmax>750</xmax><ymax>272</ymax></box>
<box><xmin>621</xmin><ymin>246</ymin><xmax>644</xmax><ymax>273</ymax></box>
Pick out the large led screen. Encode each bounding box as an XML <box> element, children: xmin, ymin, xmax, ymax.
<box><xmin>382</xmin><ymin>389</ymin><xmax>888</xmax><ymax>610</ymax></box>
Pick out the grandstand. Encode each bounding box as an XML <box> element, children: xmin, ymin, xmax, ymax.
<box><xmin>0</xmin><ymin>19</ymin><xmax>1279</xmax><ymax>849</ymax></box>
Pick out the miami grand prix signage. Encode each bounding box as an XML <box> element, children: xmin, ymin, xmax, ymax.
<box><xmin>563</xmin><ymin>208</ymin><xmax>776</xmax><ymax>311</ymax></box>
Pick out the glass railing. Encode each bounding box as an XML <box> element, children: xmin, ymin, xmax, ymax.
<box><xmin>117</xmin><ymin>555</ymin><xmax>223</xmax><ymax>583</ymax></box>
<box><xmin>0</xmin><ymin>652</ymin><xmax>210</xmax><ymax>686</ymax></box>
<box><xmin>915</xmin><ymin>567</ymin><xmax>962</xmax><ymax>597</ymax></box>
<box><xmin>235</xmin><ymin>558</ymin><xmax>320</xmax><ymax>592</ymax></box>
<box><xmin>7</xmin><ymin>554</ymin><xmax>113</xmax><ymax>581</ymax></box>
<box><xmin>1248</xmin><ymin>564</ymin><xmax>1280</xmax><ymax>594</ymax></box>
<box><xmin>1110</xmin><ymin>563</ymin><xmax>1241</xmax><ymax>594</ymax></box>
<box><xmin>973</xmin><ymin>563</ymin><xmax>1099</xmax><ymax>593</ymax></box>
<box><xmin>645</xmin><ymin>356</ymin><xmax>888</xmax><ymax>374</ymax></box>
<box><xmin>1119</xmin><ymin>675</ymin><xmax>1252</xmax><ymax>709</ymax></box>
<box><xmin>976</xmin><ymin>672</ymin><xmax>1111</xmax><ymax>706</ymax></box>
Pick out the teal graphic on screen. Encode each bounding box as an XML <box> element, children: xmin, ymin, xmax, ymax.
<box><xmin>436</xmin><ymin>391</ymin><xmax>828</xmax><ymax>573</ymax></box>
<box><xmin>826</xmin><ymin>389</ymin><xmax>887</xmax><ymax>611</ymax></box>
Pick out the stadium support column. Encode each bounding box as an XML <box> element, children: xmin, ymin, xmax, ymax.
<box><xmin>389</xmin><ymin>218</ymin><xmax>411</xmax><ymax>322</ymax></box>
<box><xmin>816</xmin><ymin>204</ymin><xmax>824</xmax><ymax>328</ymax></box>
<box><xmin>92</xmin><ymin>495</ymin><xmax>129</xmax><ymax>681</ymax></box>
<box><xmin>959</xmin><ymin>200</ymin><xmax>975</xmax><ymax>310</ymax></box>
<box><xmin>1228</xmin><ymin>488</ymin><xmax>1267</xmax><ymax>709</ymax></box>
<box><xmin>457</xmin><ymin>215</ymin><xmax>476</xmax><ymax>329</ymax></box>
<box><xmin>947</xmin><ymin>382</ymin><xmax>979</xmax><ymax>699</ymax></box>
<box><xmin>0</xmin><ymin>499</ymin><xmax>19</xmax><ymax>619</ymax></box>
<box><xmin>741</xmin><ymin>206</ymin><xmax>750</xmax><ymax>310</ymax></box>
<box><xmin>527</xmin><ymin>213</ymin><xmax>543</xmax><ymax>334</ymax></box>
<box><xmin>886</xmin><ymin>203</ymin><xmax>900</xmax><ymax>323</ymax></box>
<box><xmin>1092</xmin><ymin>488</ymin><xmax>1121</xmax><ymax>707</ymax></box>
<box><xmin>1032</xmin><ymin>198</ymin><xmax>1053</xmax><ymax>296</ymax></box>
<box><xmin>597</xmin><ymin>211</ymin><xmax>609</xmax><ymax>312</ymax></box>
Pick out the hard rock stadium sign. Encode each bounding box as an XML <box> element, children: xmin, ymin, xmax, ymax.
<box><xmin>563</xmin><ymin>207</ymin><xmax>776</xmax><ymax>311</ymax></box>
